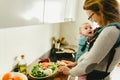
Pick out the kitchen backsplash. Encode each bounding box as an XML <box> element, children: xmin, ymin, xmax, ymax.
<box><xmin>0</xmin><ymin>24</ymin><xmax>60</xmax><ymax>78</ymax></box>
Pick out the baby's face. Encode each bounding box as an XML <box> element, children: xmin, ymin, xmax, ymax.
<box><xmin>80</xmin><ymin>24</ymin><xmax>94</xmax><ymax>37</ymax></box>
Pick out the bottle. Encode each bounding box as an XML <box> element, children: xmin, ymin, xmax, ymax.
<box><xmin>50</xmin><ymin>37</ymin><xmax>56</xmax><ymax>55</ymax></box>
<box><xmin>57</xmin><ymin>39</ymin><xmax>60</xmax><ymax>51</ymax></box>
<box><xmin>12</xmin><ymin>56</ymin><xmax>19</xmax><ymax>72</ymax></box>
<box><xmin>49</xmin><ymin>37</ymin><xmax>56</xmax><ymax>62</ymax></box>
<box><xmin>52</xmin><ymin>37</ymin><xmax>56</xmax><ymax>49</ymax></box>
<box><xmin>19</xmin><ymin>54</ymin><xmax>27</xmax><ymax>75</ymax></box>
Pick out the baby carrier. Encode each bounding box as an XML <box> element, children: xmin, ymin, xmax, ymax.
<box><xmin>86</xmin><ymin>23</ymin><xmax>120</xmax><ymax>80</ymax></box>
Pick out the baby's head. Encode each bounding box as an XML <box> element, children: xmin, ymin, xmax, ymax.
<box><xmin>79</xmin><ymin>23</ymin><xmax>94</xmax><ymax>37</ymax></box>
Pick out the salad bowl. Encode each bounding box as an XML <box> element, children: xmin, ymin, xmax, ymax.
<box><xmin>29</xmin><ymin>62</ymin><xmax>58</xmax><ymax>79</ymax></box>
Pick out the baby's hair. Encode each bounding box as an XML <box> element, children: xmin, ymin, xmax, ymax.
<box><xmin>79</xmin><ymin>23</ymin><xmax>90</xmax><ymax>32</ymax></box>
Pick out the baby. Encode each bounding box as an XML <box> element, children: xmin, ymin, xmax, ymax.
<box><xmin>63</xmin><ymin>23</ymin><xmax>94</xmax><ymax>65</ymax></box>
<box><xmin>76</xmin><ymin>23</ymin><xmax>94</xmax><ymax>61</ymax></box>
<box><xmin>58</xmin><ymin>23</ymin><xmax>94</xmax><ymax>80</ymax></box>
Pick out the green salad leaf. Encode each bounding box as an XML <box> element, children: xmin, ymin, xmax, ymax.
<box><xmin>30</xmin><ymin>62</ymin><xmax>57</xmax><ymax>79</ymax></box>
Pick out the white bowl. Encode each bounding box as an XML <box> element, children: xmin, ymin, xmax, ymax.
<box><xmin>2</xmin><ymin>72</ymin><xmax>28</xmax><ymax>80</ymax></box>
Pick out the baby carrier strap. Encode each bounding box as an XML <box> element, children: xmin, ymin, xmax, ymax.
<box><xmin>89</xmin><ymin>23</ymin><xmax>120</xmax><ymax>50</ymax></box>
<box><xmin>104</xmin><ymin>23</ymin><xmax>120</xmax><ymax>72</ymax></box>
<box><xmin>81</xmin><ymin>28</ymin><xmax>101</xmax><ymax>52</ymax></box>
<box><xmin>87</xmin><ymin>23</ymin><xmax>120</xmax><ymax>80</ymax></box>
<box><xmin>89</xmin><ymin>23</ymin><xmax>120</xmax><ymax>72</ymax></box>
<box><xmin>98</xmin><ymin>22</ymin><xmax>120</xmax><ymax>48</ymax></box>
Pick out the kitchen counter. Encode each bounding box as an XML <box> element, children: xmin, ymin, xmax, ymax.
<box><xmin>27</xmin><ymin>45</ymin><xmax>78</xmax><ymax>80</ymax></box>
<box><xmin>27</xmin><ymin>73</ymin><xmax>68</xmax><ymax>80</ymax></box>
<box><xmin>27</xmin><ymin>59</ymin><xmax>69</xmax><ymax>80</ymax></box>
<box><xmin>27</xmin><ymin>58</ymin><xmax>76</xmax><ymax>80</ymax></box>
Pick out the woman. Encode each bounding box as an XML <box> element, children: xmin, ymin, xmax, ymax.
<box><xmin>58</xmin><ymin>0</ymin><xmax>120</xmax><ymax>80</ymax></box>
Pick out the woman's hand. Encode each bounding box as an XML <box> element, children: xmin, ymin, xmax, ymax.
<box><xmin>67</xmin><ymin>62</ymin><xmax>77</xmax><ymax>68</ymax></box>
<box><xmin>58</xmin><ymin>66</ymin><xmax>70</xmax><ymax>75</ymax></box>
<box><xmin>61</xmin><ymin>60</ymin><xmax>77</xmax><ymax>68</ymax></box>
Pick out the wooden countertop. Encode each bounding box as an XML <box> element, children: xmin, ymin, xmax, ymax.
<box><xmin>27</xmin><ymin>45</ymin><xmax>77</xmax><ymax>80</ymax></box>
<box><xmin>27</xmin><ymin>73</ymin><xmax>68</xmax><ymax>80</ymax></box>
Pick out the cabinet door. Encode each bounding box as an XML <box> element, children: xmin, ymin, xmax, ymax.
<box><xmin>0</xmin><ymin>0</ymin><xmax>77</xmax><ymax>27</ymax></box>
<box><xmin>22</xmin><ymin>0</ymin><xmax>44</xmax><ymax>24</ymax></box>
<box><xmin>44</xmin><ymin>0</ymin><xmax>66</xmax><ymax>23</ymax></box>
<box><xmin>0</xmin><ymin>0</ymin><xmax>44</xmax><ymax>27</ymax></box>
<box><xmin>64</xmin><ymin>0</ymin><xmax>78</xmax><ymax>22</ymax></box>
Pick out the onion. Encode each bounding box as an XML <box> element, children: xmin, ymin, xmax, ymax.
<box><xmin>44</xmin><ymin>69</ymin><xmax>52</xmax><ymax>75</ymax></box>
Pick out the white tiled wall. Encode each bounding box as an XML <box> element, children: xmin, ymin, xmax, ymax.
<box><xmin>0</xmin><ymin>24</ymin><xmax>60</xmax><ymax>78</ymax></box>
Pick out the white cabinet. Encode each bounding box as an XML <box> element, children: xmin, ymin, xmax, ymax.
<box><xmin>22</xmin><ymin>0</ymin><xmax>44</xmax><ymax>24</ymax></box>
<box><xmin>0</xmin><ymin>0</ymin><xmax>45</xmax><ymax>27</ymax></box>
<box><xmin>44</xmin><ymin>0</ymin><xmax>78</xmax><ymax>23</ymax></box>
<box><xmin>44</xmin><ymin>0</ymin><xmax>66</xmax><ymax>23</ymax></box>
<box><xmin>64</xmin><ymin>0</ymin><xmax>78</xmax><ymax>22</ymax></box>
<box><xmin>0</xmin><ymin>0</ymin><xmax>77</xmax><ymax>27</ymax></box>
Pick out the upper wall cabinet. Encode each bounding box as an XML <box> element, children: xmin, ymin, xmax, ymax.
<box><xmin>44</xmin><ymin>0</ymin><xmax>66</xmax><ymax>23</ymax></box>
<box><xmin>64</xmin><ymin>0</ymin><xmax>78</xmax><ymax>22</ymax></box>
<box><xmin>0</xmin><ymin>0</ymin><xmax>78</xmax><ymax>27</ymax></box>
<box><xmin>0</xmin><ymin>0</ymin><xmax>44</xmax><ymax>27</ymax></box>
<box><xmin>44</xmin><ymin>0</ymin><xmax>78</xmax><ymax>23</ymax></box>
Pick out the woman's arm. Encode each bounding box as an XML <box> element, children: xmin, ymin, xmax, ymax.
<box><xmin>69</xmin><ymin>26</ymin><xmax>119</xmax><ymax>76</ymax></box>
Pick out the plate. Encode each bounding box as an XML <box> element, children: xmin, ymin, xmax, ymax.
<box><xmin>29</xmin><ymin>62</ymin><xmax>58</xmax><ymax>79</ymax></box>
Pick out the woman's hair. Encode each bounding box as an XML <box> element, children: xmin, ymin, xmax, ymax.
<box><xmin>83</xmin><ymin>0</ymin><xmax>120</xmax><ymax>24</ymax></box>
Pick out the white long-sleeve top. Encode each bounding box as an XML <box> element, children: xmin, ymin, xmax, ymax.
<box><xmin>70</xmin><ymin>26</ymin><xmax>120</xmax><ymax>79</ymax></box>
